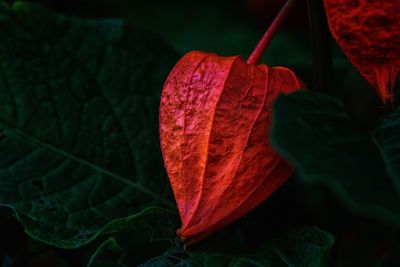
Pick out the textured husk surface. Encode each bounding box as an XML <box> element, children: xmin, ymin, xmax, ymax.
<box><xmin>324</xmin><ymin>0</ymin><xmax>400</xmax><ymax>103</ymax></box>
<box><xmin>160</xmin><ymin>51</ymin><xmax>303</xmax><ymax>244</ymax></box>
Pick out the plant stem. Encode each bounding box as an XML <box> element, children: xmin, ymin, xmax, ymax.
<box><xmin>307</xmin><ymin>0</ymin><xmax>333</xmax><ymax>92</ymax></box>
<box><xmin>247</xmin><ymin>0</ymin><xmax>297</xmax><ymax>65</ymax></box>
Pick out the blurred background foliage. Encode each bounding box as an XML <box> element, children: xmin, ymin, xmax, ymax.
<box><xmin>0</xmin><ymin>0</ymin><xmax>396</xmax><ymax>266</ymax></box>
<box><xmin>24</xmin><ymin>0</ymin><xmax>382</xmax><ymax>125</ymax></box>
<box><xmin>18</xmin><ymin>0</ymin><xmax>384</xmax><ymax>124</ymax></box>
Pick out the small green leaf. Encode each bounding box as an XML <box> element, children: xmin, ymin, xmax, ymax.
<box><xmin>86</xmin><ymin>207</ymin><xmax>179</xmax><ymax>267</ymax></box>
<box><xmin>87</xmin><ymin>238</ymin><xmax>126</xmax><ymax>267</ymax></box>
<box><xmin>0</xmin><ymin>1</ymin><xmax>179</xmax><ymax>248</ymax></box>
<box><xmin>92</xmin><ymin>207</ymin><xmax>178</xmax><ymax>244</ymax></box>
<box><xmin>139</xmin><ymin>227</ymin><xmax>334</xmax><ymax>267</ymax></box>
<box><xmin>271</xmin><ymin>91</ymin><xmax>400</xmax><ymax>225</ymax></box>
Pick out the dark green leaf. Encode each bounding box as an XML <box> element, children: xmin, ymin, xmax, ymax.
<box><xmin>106</xmin><ymin>215</ymin><xmax>179</xmax><ymax>266</ymax></box>
<box><xmin>87</xmin><ymin>206</ymin><xmax>178</xmax><ymax>246</ymax></box>
<box><xmin>139</xmin><ymin>227</ymin><xmax>334</xmax><ymax>267</ymax></box>
<box><xmin>86</xmin><ymin>207</ymin><xmax>179</xmax><ymax>267</ymax></box>
<box><xmin>0</xmin><ymin>1</ymin><xmax>179</xmax><ymax>248</ymax></box>
<box><xmin>87</xmin><ymin>238</ymin><xmax>126</xmax><ymax>267</ymax></box>
<box><xmin>373</xmin><ymin>111</ymin><xmax>400</xmax><ymax>190</ymax></box>
<box><xmin>271</xmin><ymin>91</ymin><xmax>400</xmax><ymax>225</ymax></box>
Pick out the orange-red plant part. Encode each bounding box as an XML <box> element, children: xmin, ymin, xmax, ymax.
<box><xmin>324</xmin><ymin>0</ymin><xmax>400</xmax><ymax>103</ymax></box>
<box><xmin>159</xmin><ymin>51</ymin><xmax>303</xmax><ymax>244</ymax></box>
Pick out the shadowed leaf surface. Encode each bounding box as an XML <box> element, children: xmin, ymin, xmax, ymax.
<box><xmin>271</xmin><ymin>91</ymin><xmax>400</xmax><ymax>226</ymax></box>
<box><xmin>0</xmin><ymin>1</ymin><xmax>179</xmax><ymax>248</ymax></box>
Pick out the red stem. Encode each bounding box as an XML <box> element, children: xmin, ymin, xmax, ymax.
<box><xmin>247</xmin><ymin>0</ymin><xmax>297</xmax><ymax>65</ymax></box>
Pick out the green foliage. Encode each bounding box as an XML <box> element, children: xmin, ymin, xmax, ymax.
<box><xmin>373</xmin><ymin>110</ymin><xmax>400</xmax><ymax>188</ymax></box>
<box><xmin>271</xmin><ymin>91</ymin><xmax>400</xmax><ymax>226</ymax></box>
<box><xmin>0</xmin><ymin>1</ymin><xmax>179</xmax><ymax>248</ymax></box>
<box><xmin>87</xmin><ymin>238</ymin><xmax>125</xmax><ymax>267</ymax></box>
<box><xmin>87</xmin><ymin>221</ymin><xmax>334</xmax><ymax>267</ymax></box>
<box><xmin>139</xmin><ymin>227</ymin><xmax>334</xmax><ymax>266</ymax></box>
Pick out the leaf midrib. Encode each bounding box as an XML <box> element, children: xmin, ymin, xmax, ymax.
<box><xmin>0</xmin><ymin>121</ymin><xmax>173</xmax><ymax>207</ymax></box>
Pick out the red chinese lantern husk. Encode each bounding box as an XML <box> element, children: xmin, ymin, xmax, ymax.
<box><xmin>324</xmin><ymin>0</ymin><xmax>400</xmax><ymax>104</ymax></box>
<box><xmin>160</xmin><ymin>51</ymin><xmax>303</xmax><ymax>245</ymax></box>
